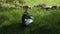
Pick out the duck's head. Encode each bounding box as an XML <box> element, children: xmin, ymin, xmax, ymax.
<box><xmin>24</xmin><ymin>5</ymin><xmax>31</xmax><ymax>9</ymax></box>
<box><xmin>20</xmin><ymin>5</ymin><xmax>31</xmax><ymax>9</ymax></box>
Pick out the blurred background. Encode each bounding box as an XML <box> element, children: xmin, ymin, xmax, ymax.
<box><xmin>0</xmin><ymin>0</ymin><xmax>60</xmax><ymax>34</ymax></box>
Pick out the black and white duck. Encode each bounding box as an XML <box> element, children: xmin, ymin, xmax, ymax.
<box><xmin>22</xmin><ymin>5</ymin><xmax>34</xmax><ymax>26</ymax></box>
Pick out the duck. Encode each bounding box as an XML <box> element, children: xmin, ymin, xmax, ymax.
<box><xmin>22</xmin><ymin>5</ymin><xmax>34</xmax><ymax>26</ymax></box>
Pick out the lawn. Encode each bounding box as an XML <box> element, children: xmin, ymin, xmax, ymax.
<box><xmin>0</xmin><ymin>0</ymin><xmax>60</xmax><ymax>34</ymax></box>
<box><xmin>0</xmin><ymin>7</ymin><xmax>60</xmax><ymax>34</ymax></box>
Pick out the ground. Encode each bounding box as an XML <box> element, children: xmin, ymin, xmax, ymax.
<box><xmin>0</xmin><ymin>0</ymin><xmax>60</xmax><ymax>34</ymax></box>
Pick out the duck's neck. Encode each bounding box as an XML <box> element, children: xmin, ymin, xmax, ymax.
<box><xmin>24</xmin><ymin>8</ymin><xmax>30</xmax><ymax>16</ymax></box>
<box><xmin>25</xmin><ymin>8</ymin><xmax>29</xmax><ymax>12</ymax></box>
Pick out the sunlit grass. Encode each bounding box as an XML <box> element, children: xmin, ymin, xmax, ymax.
<box><xmin>0</xmin><ymin>8</ymin><xmax>24</xmax><ymax>28</ymax></box>
<box><xmin>25</xmin><ymin>0</ymin><xmax>60</xmax><ymax>6</ymax></box>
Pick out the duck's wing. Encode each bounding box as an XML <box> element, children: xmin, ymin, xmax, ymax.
<box><xmin>25</xmin><ymin>19</ymin><xmax>33</xmax><ymax>25</ymax></box>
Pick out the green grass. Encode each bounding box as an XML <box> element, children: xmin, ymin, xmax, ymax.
<box><xmin>0</xmin><ymin>0</ymin><xmax>60</xmax><ymax>34</ymax></box>
<box><xmin>0</xmin><ymin>8</ymin><xmax>24</xmax><ymax>28</ymax></box>
<box><xmin>0</xmin><ymin>7</ymin><xmax>60</xmax><ymax>34</ymax></box>
<box><xmin>24</xmin><ymin>0</ymin><xmax>60</xmax><ymax>7</ymax></box>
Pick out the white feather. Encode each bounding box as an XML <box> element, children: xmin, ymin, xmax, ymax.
<box><xmin>25</xmin><ymin>19</ymin><xmax>33</xmax><ymax>25</ymax></box>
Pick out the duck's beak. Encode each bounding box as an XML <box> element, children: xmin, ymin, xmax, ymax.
<box><xmin>29</xmin><ymin>7</ymin><xmax>31</xmax><ymax>9</ymax></box>
<box><xmin>28</xmin><ymin>6</ymin><xmax>31</xmax><ymax>9</ymax></box>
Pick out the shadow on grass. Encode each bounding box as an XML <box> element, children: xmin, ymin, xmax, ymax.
<box><xmin>0</xmin><ymin>23</ymin><xmax>27</xmax><ymax>34</ymax></box>
<box><xmin>0</xmin><ymin>10</ymin><xmax>60</xmax><ymax>34</ymax></box>
<box><xmin>31</xmin><ymin>11</ymin><xmax>60</xmax><ymax>34</ymax></box>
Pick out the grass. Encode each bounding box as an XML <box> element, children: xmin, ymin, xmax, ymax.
<box><xmin>0</xmin><ymin>0</ymin><xmax>60</xmax><ymax>34</ymax></box>
<box><xmin>0</xmin><ymin>8</ymin><xmax>24</xmax><ymax>28</ymax></box>
<box><xmin>0</xmin><ymin>7</ymin><xmax>60</xmax><ymax>34</ymax></box>
<box><xmin>24</xmin><ymin>0</ymin><xmax>60</xmax><ymax>7</ymax></box>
